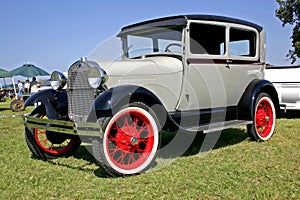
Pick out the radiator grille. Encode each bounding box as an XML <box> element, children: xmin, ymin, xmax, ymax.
<box><xmin>68</xmin><ymin>62</ymin><xmax>95</xmax><ymax>122</ymax></box>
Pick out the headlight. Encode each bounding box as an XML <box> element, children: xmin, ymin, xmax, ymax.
<box><xmin>50</xmin><ymin>71</ymin><xmax>67</xmax><ymax>90</ymax></box>
<box><xmin>87</xmin><ymin>61</ymin><xmax>108</xmax><ymax>89</ymax></box>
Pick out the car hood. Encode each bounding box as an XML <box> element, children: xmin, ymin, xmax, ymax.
<box><xmin>93</xmin><ymin>56</ymin><xmax>183</xmax><ymax>77</ymax></box>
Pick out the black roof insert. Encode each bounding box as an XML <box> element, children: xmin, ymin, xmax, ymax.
<box><xmin>118</xmin><ymin>14</ymin><xmax>263</xmax><ymax>36</ymax></box>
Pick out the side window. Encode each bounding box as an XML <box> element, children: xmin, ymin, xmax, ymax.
<box><xmin>229</xmin><ymin>28</ymin><xmax>256</xmax><ymax>57</ymax></box>
<box><xmin>158</xmin><ymin>39</ymin><xmax>182</xmax><ymax>53</ymax></box>
<box><xmin>189</xmin><ymin>23</ymin><xmax>226</xmax><ymax>55</ymax></box>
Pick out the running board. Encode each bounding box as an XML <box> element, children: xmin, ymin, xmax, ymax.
<box><xmin>187</xmin><ymin>120</ymin><xmax>252</xmax><ymax>134</ymax></box>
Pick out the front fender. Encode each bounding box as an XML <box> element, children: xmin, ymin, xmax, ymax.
<box><xmin>24</xmin><ymin>89</ymin><xmax>56</xmax><ymax>107</ymax></box>
<box><xmin>25</xmin><ymin>89</ymin><xmax>68</xmax><ymax>120</ymax></box>
<box><xmin>238</xmin><ymin>79</ymin><xmax>280</xmax><ymax>120</ymax></box>
<box><xmin>87</xmin><ymin>85</ymin><xmax>164</xmax><ymax>121</ymax></box>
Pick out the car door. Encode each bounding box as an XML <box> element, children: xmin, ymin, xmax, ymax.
<box><xmin>177</xmin><ymin>21</ymin><xmax>263</xmax><ymax>111</ymax></box>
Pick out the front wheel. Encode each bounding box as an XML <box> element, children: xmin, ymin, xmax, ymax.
<box><xmin>92</xmin><ymin>102</ymin><xmax>160</xmax><ymax>177</ymax></box>
<box><xmin>25</xmin><ymin>105</ymin><xmax>81</xmax><ymax>160</ymax></box>
<box><xmin>247</xmin><ymin>93</ymin><xmax>276</xmax><ymax>141</ymax></box>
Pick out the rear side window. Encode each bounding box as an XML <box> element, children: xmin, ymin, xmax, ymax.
<box><xmin>189</xmin><ymin>23</ymin><xmax>226</xmax><ymax>55</ymax></box>
<box><xmin>229</xmin><ymin>28</ymin><xmax>256</xmax><ymax>57</ymax></box>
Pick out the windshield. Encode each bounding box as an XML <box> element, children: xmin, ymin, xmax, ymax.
<box><xmin>122</xmin><ymin>26</ymin><xmax>184</xmax><ymax>58</ymax></box>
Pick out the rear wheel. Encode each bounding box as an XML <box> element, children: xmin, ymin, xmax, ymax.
<box><xmin>25</xmin><ymin>106</ymin><xmax>81</xmax><ymax>159</ymax></box>
<box><xmin>247</xmin><ymin>93</ymin><xmax>276</xmax><ymax>141</ymax></box>
<box><xmin>92</xmin><ymin>102</ymin><xmax>160</xmax><ymax>176</ymax></box>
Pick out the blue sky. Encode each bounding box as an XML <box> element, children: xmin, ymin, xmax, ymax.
<box><xmin>0</xmin><ymin>0</ymin><xmax>297</xmax><ymax>74</ymax></box>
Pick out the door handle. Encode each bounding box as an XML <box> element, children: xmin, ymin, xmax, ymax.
<box><xmin>226</xmin><ymin>59</ymin><xmax>232</xmax><ymax>68</ymax></box>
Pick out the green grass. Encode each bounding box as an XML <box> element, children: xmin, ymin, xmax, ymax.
<box><xmin>0</xmin><ymin>99</ymin><xmax>299</xmax><ymax>199</ymax></box>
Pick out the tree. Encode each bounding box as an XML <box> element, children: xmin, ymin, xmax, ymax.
<box><xmin>276</xmin><ymin>0</ymin><xmax>300</xmax><ymax>64</ymax></box>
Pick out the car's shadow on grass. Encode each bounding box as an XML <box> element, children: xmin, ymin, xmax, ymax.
<box><xmin>44</xmin><ymin>127</ymin><xmax>249</xmax><ymax>178</ymax></box>
<box><xmin>159</xmin><ymin>127</ymin><xmax>249</xmax><ymax>158</ymax></box>
<box><xmin>73</xmin><ymin>146</ymin><xmax>110</xmax><ymax>178</ymax></box>
<box><xmin>40</xmin><ymin>146</ymin><xmax>111</xmax><ymax>178</ymax></box>
<box><xmin>280</xmin><ymin>110</ymin><xmax>300</xmax><ymax>119</ymax></box>
<box><xmin>0</xmin><ymin>107</ymin><xmax>11</xmax><ymax>111</ymax></box>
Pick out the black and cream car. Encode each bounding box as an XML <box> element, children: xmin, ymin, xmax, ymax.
<box><xmin>23</xmin><ymin>15</ymin><xmax>279</xmax><ymax>176</ymax></box>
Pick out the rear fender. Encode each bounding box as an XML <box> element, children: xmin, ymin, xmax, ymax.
<box><xmin>238</xmin><ymin>79</ymin><xmax>280</xmax><ymax>120</ymax></box>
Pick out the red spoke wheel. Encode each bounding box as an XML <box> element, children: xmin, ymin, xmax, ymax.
<box><xmin>247</xmin><ymin>93</ymin><xmax>276</xmax><ymax>141</ymax></box>
<box><xmin>34</xmin><ymin>119</ymin><xmax>76</xmax><ymax>155</ymax></box>
<box><xmin>25</xmin><ymin>106</ymin><xmax>81</xmax><ymax>159</ymax></box>
<box><xmin>93</xmin><ymin>102</ymin><xmax>159</xmax><ymax>176</ymax></box>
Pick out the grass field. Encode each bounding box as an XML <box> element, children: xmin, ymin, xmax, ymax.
<box><xmin>0</xmin><ymin>99</ymin><xmax>299</xmax><ymax>199</ymax></box>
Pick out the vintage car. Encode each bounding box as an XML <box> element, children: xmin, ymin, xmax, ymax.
<box><xmin>22</xmin><ymin>15</ymin><xmax>279</xmax><ymax>176</ymax></box>
<box><xmin>265</xmin><ymin>65</ymin><xmax>300</xmax><ymax>111</ymax></box>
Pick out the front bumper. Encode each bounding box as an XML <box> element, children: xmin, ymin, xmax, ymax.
<box><xmin>22</xmin><ymin>114</ymin><xmax>103</xmax><ymax>137</ymax></box>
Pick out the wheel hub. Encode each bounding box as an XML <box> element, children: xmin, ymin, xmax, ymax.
<box><xmin>113</xmin><ymin>127</ymin><xmax>139</xmax><ymax>151</ymax></box>
<box><xmin>130</xmin><ymin>137</ymin><xmax>139</xmax><ymax>145</ymax></box>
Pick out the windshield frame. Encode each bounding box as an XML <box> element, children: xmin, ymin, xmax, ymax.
<box><xmin>120</xmin><ymin>26</ymin><xmax>185</xmax><ymax>59</ymax></box>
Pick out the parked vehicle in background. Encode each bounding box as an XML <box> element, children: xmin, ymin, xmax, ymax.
<box><xmin>22</xmin><ymin>15</ymin><xmax>279</xmax><ymax>177</ymax></box>
<box><xmin>265</xmin><ymin>65</ymin><xmax>300</xmax><ymax>111</ymax></box>
<box><xmin>0</xmin><ymin>89</ymin><xmax>6</xmax><ymax>102</ymax></box>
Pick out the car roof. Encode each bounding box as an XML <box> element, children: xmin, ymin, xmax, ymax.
<box><xmin>118</xmin><ymin>15</ymin><xmax>263</xmax><ymax>36</ymax></box>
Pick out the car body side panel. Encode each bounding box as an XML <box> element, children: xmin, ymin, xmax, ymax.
<box><xmin>178</xmin><ymin>62</ymin><xmax>263</xmax><ymax>110</ymax></box>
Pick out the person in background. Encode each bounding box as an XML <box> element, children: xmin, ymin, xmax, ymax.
<box><xmin>17</xmin><ymin>80</ymin><xmax>23</xmax><ymax>99</ymax></box>
<box><xmin>24</xmin><ymin>80</ymin><xmax>30</xmax><ymax>94</ymax></box>
<box><xmin>30</xmin><ymin>77</ymin><xmax>39</xmax><ymax>94</ymax></box>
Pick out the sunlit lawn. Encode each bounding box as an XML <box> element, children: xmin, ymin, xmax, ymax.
<box><xmin>0</xmin><ymin>99</ymin><xmax>299</xmax><ymax>199</ymax></box>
